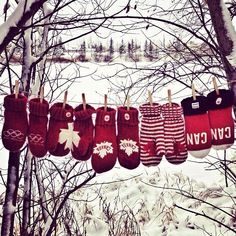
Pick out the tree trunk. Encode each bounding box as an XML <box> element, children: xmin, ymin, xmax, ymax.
<box><xmin>207</xmin><ymin>0</ymin><xmax>236</xmax><ymax>108</ymax></box>
<box><xmin>1</xmin><ymin>151</ymin><xmax>20</xmax><ymax>236</ymax></box>
<box><xmin>0</xmin><ymin>0</ymin><xmax>47</xmax><ymax>55</ymax></box>
<box><xmin>21</xmin><ymin>151</ymin><xmax>33</xmax><ymax>236</ymax></box>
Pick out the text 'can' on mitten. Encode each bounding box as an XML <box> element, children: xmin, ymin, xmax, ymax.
<box><xmin>181</xmin><ymin>96</ymin><xmax>212</xmax><ymax>158</ymax></box>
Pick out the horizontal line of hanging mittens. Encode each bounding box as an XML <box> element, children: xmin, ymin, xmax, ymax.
<box><xmin>1</xmin><ymin>88</ymin><xmax>235</xmax><ymax>174</ymax></box>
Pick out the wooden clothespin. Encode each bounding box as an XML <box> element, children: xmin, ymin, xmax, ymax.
<box><xmin>15</xmin><ymin>80</ymin><xmax>19</xmax><ymax>99</ymax></box>
<box><xmin>104</xmin><ymin>94</ymin><xmax>107</xmax><ymax>112</ymax></box>
<box><xmin>62</xmin><ymin>90</ymin><xmax>68</xmax><ymax>109</ymax></box>
<box><xmin>39</xmin><ymin>86</ymin><xmax>44</xmax><ymax>103</ymax></box>
<box><xmin>126</xmin><ymin>95</ymin><xmax>130</xmax><ymax>111</ymax></box>
<box><xmin>192</xmin><ymin>83</ymin><xmax>196</xmax><ymax>101</ymax></box>
<box><xmin>212</xmin><ymin>77</ymin><xmax>220</xmax><ymax>95</ymax></box>
<box><xmin>167</xmin><ymin>89</ymin><xmax>172</xmax><ymax>106</ymax></box>
<box><xmin>148</xmin><ymin>90</ymin><xmax>153</xmax><ymax>106</ymax></box>
<box><xmin>82</xmin><ymin>93</ymin><xmax>86</xmax><ymax>110</ymax></box>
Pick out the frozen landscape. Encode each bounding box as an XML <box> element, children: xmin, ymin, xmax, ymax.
<box><xmin>0</xmin><ymin>0</ymin><xmax>236</xmax><ymax>236</ymax></box>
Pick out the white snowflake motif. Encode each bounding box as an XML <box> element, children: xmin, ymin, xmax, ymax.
<box><xmin>93</xmin><ymin>141</ymin><xmax>113</xmax><ymax>158</ymax></box>
<box><xmin>58</xmin><ymin>123</ymin><xmax>80</xmax><ymax>151</ymax></box>
<box><xmin>119</xmin><ymin>139</ymin><xmax>139</xmax><ymax>156</ymax></box>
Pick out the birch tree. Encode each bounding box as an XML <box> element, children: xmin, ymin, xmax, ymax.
<box><xmin>1</xmin><ymin>0</ymin><xmax>236</xmax><ymax>235</ymax></box>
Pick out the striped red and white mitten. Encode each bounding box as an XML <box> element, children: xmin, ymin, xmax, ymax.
<box><xmin>139</xmin><ymin>103</ymin><xmax>165</xmax><ymax>166</ymax></box>
<box><xmin>162</xmin><ymin>103</ymin><xmax>187</xmax><ymax>164</ymax></box>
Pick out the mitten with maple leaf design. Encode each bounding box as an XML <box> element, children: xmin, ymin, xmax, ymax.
<box><xmin>91</xmin><ymin>107</ymin><xmax>117</xmax><ymax>173</ymax></box>
<box><xmin>162</xmin><ymin>103</ymin><xmax>187</xmax><ymax>164</ymax></box>
<box><xmin>117</xmin><ymin>106</ymin><xmax>140</xmax><ymax>169</ymax></box>
<box><xmin>181</xmin><ymin>96</ymin><xmax>212</xmax><ymax>158</ymax></box>
<box><xmin>72</xmin><ymin>104</ymin><xmax>95</xmax><ymax>160</ymax></box>
<box><xmin>207</xmin><ymin>89</ymin><xmax>234</xmax><ymax>150</ymax></box>
<box><xmin>28</xmin><ymin>98</ymin><xmax>49</xmax><ymax>157</ymax></box>
<box><xmin>2</xmin><ymin>94</ymin><xmax>28</xmax><ymax>152</ymax></box>
<box><xmin>139</xmin><ymin>103</ymin><xmax>165</xmax><ymax>166</ymax></box>
<box><xmin>47</xmin><ymin>102</ymin><xmax>74</xmax><ymax>156</ymax></box>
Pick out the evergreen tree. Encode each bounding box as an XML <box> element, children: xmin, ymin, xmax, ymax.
<box><xmin>99</xmin><ymin>43</ymin><xmax>103</xmax><ymax>53</ymax></box>
<box><xmin>119</xmin><ymin>39</ymin><xmax>126</xmax><ymax>55</ymax></box>
<box><xmin>148</xmin><ymin>41</ymin><xmax>153</xmax><ymax>60</ymax></box>
<box><xmin>109</xmin><ymin>38</ymin><xmax>114</xmax><ymax>56</ymax></box>
<box><xmin>80</xmin><ymin>41</ymin><xmax>86</xmax><ymax>55</ymax></box>
<box><xmin>144</xmin><ymin>40</ymin><xmax>148</xmax><ymax>57</ymax></box>
<box><xmin>128</xmin><ymin>41</ymin><xmax>133</xmax><ymax>58</ymax></box>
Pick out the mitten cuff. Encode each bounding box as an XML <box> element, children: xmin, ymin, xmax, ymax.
<box><xmin>95</xmin><ymin>107</ymin><xmax>116</xmax><ymax>126</ymax></box>
<box><xmin>4</xmin><ymin>94</ymin><xmax>27</xmax><ymax>112</ymax></box>
<box><xmin>139</xmin><ymin>103</ymin><xmax>161</xmax><ymax>117</ymax></box>
<box><xmin>181</xmin><ymin>96</ymin><xmax>208</xmax><ymax>116</ymax></box>
<box><xmin>207</xmin><ymin>89</ymin><xmax>234</xmax><ymax>110</ymax></box>
<box><xmin>74</xmin><ymin>104</ymin><xmax>95</xmax><ymax>120</ymax></box>
<box><xmin>29</xmin><ymin>98</ymin><xmax>49</xmax><ymax>116</ymax></box>
<box><xmin>49</xmin><ymin>102</ymin><xmax>73</xmax><ymax>121</ymax></box>
<box><xmin>161</xmin><ymin>103</ymin><xmax>182</xmax><ymax>119</ymax></box>
<box><xmin>117</xmin><ymin>106</ymin><xmax>139</xmax><ymax>125</ymax></box>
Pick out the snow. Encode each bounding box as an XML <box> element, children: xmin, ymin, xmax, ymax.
<box><xmin>72</xmin><ymin>167</ymin><xmax>236</xmax><ymax>235</ymax></box>
<box><xmin>220</xmin><ymin>0</ymin><xmax>236</xmax><ymax>65</ymax></box>
<box><xmin>0</xmin><ymin>0</ymin><xmax>42</xmax><ymax>47</ymax></box>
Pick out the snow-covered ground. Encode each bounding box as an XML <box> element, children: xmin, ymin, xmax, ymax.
<box><xmin>74</xmin><ymin>160</ymin><xmax>236</xmax><ymax>236</ymax></box>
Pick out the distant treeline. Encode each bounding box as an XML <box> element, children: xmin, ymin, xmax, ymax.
<box><xmin>54</xmin><ymin>38</ymin><xmax>159</xmax><ymax>62</ymax></box>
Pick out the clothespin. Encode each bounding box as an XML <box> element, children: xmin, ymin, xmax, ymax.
<box><xmin>192</xmin><ymin>83</ymin><xmax>196</xmax><ymax>101</ymax></box>
<box><xmin>148</xmin><ymin>90</ymin><xmax>153</xmax><ymax>106</ymax></box>
<box><xmin>15</xmin><ymin>80</ymin><xmax>19</xmax><ymax>99</ymax></box>
<box><xmin>104</xmin><ymin>94</ymin><xmax>107</xmax><ymax>111</ymax></box>
<box><xmin>62</xmin><ymin>90</ymin><xmax>68</xmax><ymax>109</ymax></box>
<box><xmin>212</xmin><ymin>77</ymin><xmax>220</xmax><ymax>95</ymax></box>
<box><xmin>126</xmin><ymin>95</ymin><xmax>130</xmax><ymax>111</ymax></box>
<box><xmin>39</xmin><ymin>86</ymin><xmax>44</xmax><ymax>103</ymax></box>
<box><xmin>82</xmin><ymin>93</ymin><xmax>86</xmax><ymax>110</ymax></box>
<box><xmin>167</xmin><ymin>89</ymin><xmax>172</xmax><ymax>106</ymax></box>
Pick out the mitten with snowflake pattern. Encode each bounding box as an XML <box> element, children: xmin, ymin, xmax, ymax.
<box><xmin>91</xmin><ymin>107</ymin><xmax>117</xmax><ymax>173</ymax></box>
<box><xmin>117</xmin><ymin>106</ymin><xmax>140</xmax><ymax>169</ymax></box>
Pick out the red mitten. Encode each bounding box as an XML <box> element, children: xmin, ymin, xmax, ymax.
<box><xmin>207</xmin><ymin>89</ymin><xmax>234</xmax><ymax>150</ymax></box>
<box><xmin>181</xmin><ymin>96</ymin><xmax>212</xmax><ymax>158</ymax></box>
<box><xmin>162</xmin><ymin>103</ymin><xmax>187</xmax><ymax>164</ymax></box>
<box><xmin>139</xmin><ymin>103</ymin><xmax>165</xmax><ymax>166</ymax></box>
<box><xmin>91</xmin><ymin>107</ymin><xmax>117</xmax><ymax>173</ymax></box>
<box><xmin>28</xmin><ymin>98</ymin><xmax>49</xmax><ymax>157</ymax></box>
<box><xmin>2</xmin><ymin>94</ymin><xmax>28</xmax><ymax>152</ymax></box>
<box><xmin>47</xmin><ymin>103</ymin><xmax>74</xmax><ymax>156</ymax></box>
<box><xmin>117</xmin><ymin>107</ymin><xmax>140</xmax><ymax>170</ymax></box>
<box><xmin>72</xmin><ymin>104</ymin><xmax>95</xmax><ymax>160</ymax></box>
